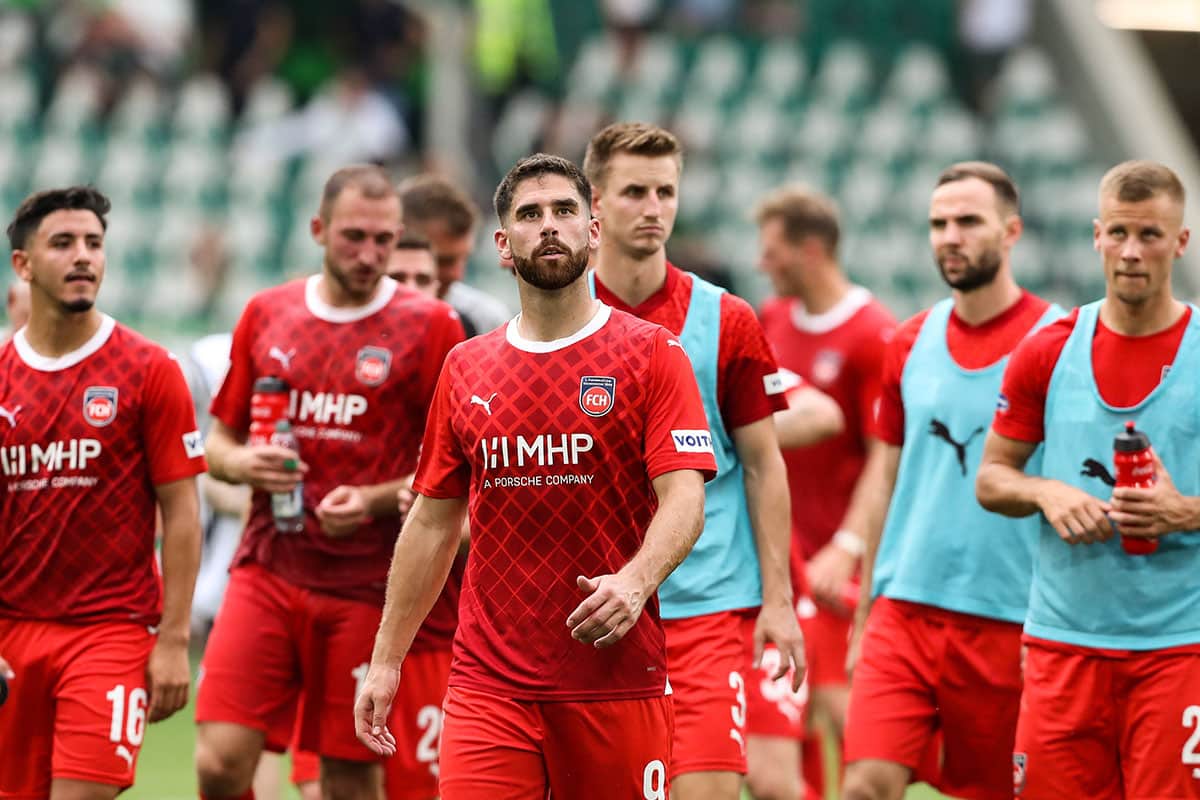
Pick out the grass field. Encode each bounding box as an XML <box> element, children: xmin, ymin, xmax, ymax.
<box><xmin>125</xmin><ymin>679</ymin><xmax>944</xmax><ymax>800</ymax></box>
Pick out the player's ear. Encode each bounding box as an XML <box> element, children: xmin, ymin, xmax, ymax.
<box><xmin>10</xmin><ymin>250</ymin><xmax>30</xmax><ymax>281</ymax></box>
<box><xmin>1176</xmin><ymin>227</ymin><xmax>1190</xmax><ymax>259</ymax></box>
<box><xmin>1004</xmin><ymin>213</ymin><xmax>1023</xmax><ymax>248</ymax></box>
<box><xmin>587</xmin><ymin>216</ymin><xmax>601</xmax><ymax>251</ymax></box>
<box><xmin>310</xmin><ymin>214</ymin><xmax>326</xmax><ymax>247</ymax></box>
<box><xmin>495</xmin><ymin>227</ymin><xmax>512</xmax><ymax>261</ymax></box>
<box><xmin>1093</xmin><ymin>218</ymin><xmax>1102</xmax><ymax>252</ymax></box>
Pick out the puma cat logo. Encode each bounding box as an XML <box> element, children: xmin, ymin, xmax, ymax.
<box><xmin>928</xmin><ymin>419</ymin><xmax>984</xmax><ymax>476</ymax></box>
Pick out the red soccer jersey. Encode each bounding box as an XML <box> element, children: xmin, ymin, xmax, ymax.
<box><xmin>593</xmin><ymin>263</ymin><xmax>789</xmax><ymax>430</ymax></box>
<box><xmin>414</xmin><ymin>305</ymin><xmax>718</xmax><ymax>701</ymax></box>
<box><xmin>0</xmin><ymin>316</ymin><xmax>206</xmax><ymax>625</ymax></box>
<box><xmin>994</xmin><ymin>306</ymin><xmax>1192</xmax><ymax>443</ymax></box>
<box><xmin>211</xmin><ymin>276</ymin><xmax>464</xmax><ymax>645</ymax></box>
<box><xmin>760</xmin><ymin>287</ymin><xmax>895</xmax><ymax>563</ymax></box>
<box><xmin>874</xmin><ymin>290</ymin><xmax>1052</xmax><ymax>445</ymax></box>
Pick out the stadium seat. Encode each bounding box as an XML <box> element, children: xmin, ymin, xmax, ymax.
<box><xmin>0</xmin><ymin>68</ymin><xmax>37</xmax><ymax>134</ymax></box>
<box><xmin>748</xmin><ymin>40</ymin><xmax>807</xmax><ymax>105</ymax></box>
<box><xmin>684</xmin><ymin>37</ymin><xmax>746</xmax><ymax>105</ymax></box>
<box><xmin>995</xmin><ymin>47</ymin><xmax>1060</xmax><ymax>113</ymax></box>
<box><xmin>240</xmin><ymin>77</ymin><xmax>295</xmax><ymax>128</ymax></box>
<box><xmin>0</xmin><ymin>12</ymin><xmax>34</xmax><ymax>70</ymax></box>
<box><xmin>173</xmin><ymin>74</ymin><xmax>232</xmax><ymax>141</ymax></box>
<box><xmin>490</xmin><ymin>90</ymin><xmax>552</xmax><ymax>177</ymax></box>
<box><xmin>812</xmin><ymin>39</ymin><xmax>874</xmax><ymax>107</ymax></box>
<box><xmin>566</xmin><ymin>35</ymin><xmax>619</xmax><ymax>104</ymax></box>
<box><xmin>885</xmin><ymin>43</ymin><xmax>951</xmax><ymax>110</ymax></box>
<box><xmin>854</xmin><ymin>101</ymin><xmax>916</xmax><ymax>166</ymax></box>
<box><xmin>29</xmin><ymin>135</ymin><xmax>88</xmax><ymax>189</ymax></box>
<box><xmin>44</xmin><ymin>68</ymin><xmax>104</xmax><ymax>135</ymax></box>
<box><xmin>673</xmin><ymin>102</ymin><xmax>724</xmax><ymax>156</ymax></box>
<box><xmin>110</xmin><ymin>77</ymin><xmax>166</xmax><ymax>138</ymax></box>
<box><xmin>629</xmin><ymin>35</ymin><xmax>684</xmax><ymax>103</ymax></box>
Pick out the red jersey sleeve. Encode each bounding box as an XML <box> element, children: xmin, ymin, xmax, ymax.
<box><xmin>645</xmin><ymin>327</ymin><xmax>719</xmax><ymax>481</ymax></box>
<box><xmin>210</xmin><ymin>297</ymin><xmax>260</xmax><ymax>433</ymax></box>
<box><xmin>144</xmin><ymin>351</ymin><xmax>208</xmax><ymax>485</ymax></box>
<box><xmin>413</xmin><ymin>353</ymin><xmax>470</xmax><ymax>499</ymax></box>
<box><xmin>413</xmin><ymin>303</ymin><xmax>467</xmax><ymax>415</ymax></box>
<box><xmin>717</xmin><ymin>293</ymin><xmax>789</xmax><ymax>431</ymax></box>
<box><xmin>871</xmin><ymin>311</ymin><xmax>928</xmax><ymax>445</ymax></box>
<box><xmin>993</xmin><ymin>313</ymin><xmax>1077</xmax><ymax>443</ymax></box>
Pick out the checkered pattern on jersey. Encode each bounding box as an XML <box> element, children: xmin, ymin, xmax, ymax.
<box><xmin>0</xmin><ymin>326</ymin><xmax>203</xmax><ymax>624</ymax></box>
<box><xmin>212</xmin><ymin>279</ymin><xmax>463</xmax><ymax>612</ymax></box>
<box><xmin>424</xmin><ymin>312</ymin><xmax>708</xmax><ymax>701</ymax></box>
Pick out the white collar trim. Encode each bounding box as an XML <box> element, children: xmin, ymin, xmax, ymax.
<box><xmin>14</xmin><ymin>314</ymin><xmax>116</xmax><ymax>371</ymax></box>
<box><xmin>305</xmin><ymin>274</ymin><xmax>396</xmax><ymax>323</ymax></box>
<box><xmin>790</xmin><ymin>285</ymin><xmax>872</xmax><ymax>334</ymax></box>
<box><xmin>506</xmin><ymin>303</ymin><xmax>612</xmax><ymax>353</ymax></box>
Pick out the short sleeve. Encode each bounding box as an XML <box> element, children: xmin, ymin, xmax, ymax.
<box><xmin>143</xmin><ymin>351</ymin><xmax>208</xmax><ymax>485</ymax></box>
<box><xmin>644</xmin><ymin>328</ymin><xmax>718</xmax><ymax>481</ymax></box>
<box><xmin>870</xmin><ymin>312</ymin><xmax>926</xmax><ymax>445</ymax></box>
<box><xmin>413</xmin><ymin>302</ymin><xmax>467</xmax><ymax>416</ymax></box>
<box><xmin>210</xmin><ymin>299</ymin><xmax>258</xmax><ymax>433</ymax></box>
<box><xmin>412</xmin><ymin>354</ymin><xmax>470</xmax><ymax>498</ymax></box>
<box><xmin>717</xmin><ymin>294</ymin><xmax>789</xmax><ymax>430</ymax></box>
<box><xmin>992</xmin><ymin>318</ymin><xmax>1074</xmax><ymax>443</ymax></box>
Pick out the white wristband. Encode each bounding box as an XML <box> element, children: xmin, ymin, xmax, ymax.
<box><xmin>833</xmin><ymin>529</ymin><xmax>865</xmax><ymax>558</ymax></box>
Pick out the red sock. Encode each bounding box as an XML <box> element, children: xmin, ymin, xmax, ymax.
<box><xmin>200</xmin><ymin>791</ymin><xmax>255</xmax><ymax>800</ymax></box>
<box><xmin>802</xmin><ymin>731</ymin><xmax>825</xmax><ymax>800</ymax></box>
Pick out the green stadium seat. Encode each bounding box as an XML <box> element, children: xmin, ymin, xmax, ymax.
<box><xmin>916</xmin><ymin>106</ymin><xmax>982</xmax><ymax>164</ymax></box>
<box><xmin>683</xmin><ymin>37</ymin><xmax>746</xmax><ymax>105</ymax></box>
<box><xmin>748</xmin><ymin>40</ymin><xmax>807</xmax><ymax>106</ymax></box>
<box><xmin>44</xmin><ymin>68</ymin><xmax>104</xmax><ymax>136</ymax></box>
<box><xmin>111</xmin><ymin>77</ymin><xmax>166</xmax><ymax>138</ymax></box>
<box><xmin>855</xmin><ymin>101</ymin><xmax>916</xmax><ymax>166</ymax></box>
<box><xmin>0</xmin><ymin>13</ymin><xmax>34</xmax><ymax>70</ymax></box>
<box><xmin>173</xmin><ymin>74</ymin><xmax>232</xmax><ymax>141</ymax></box>
<box><xmin>812</xmin><ymin>40</ymin><xmax>874</xmax><ymax>108</ymax></box>
<box><xmin>0</xmin><ymin>68</ymin><xmax>38</xmax><ymax>134</ymax></box>
<box><xmin>995</xmin><ymin>47</ymin><xmax>1059</xmax><ymax>114</ymax></box>
<box><xmin>628</xmin><ymin>35</ymin><xmax>684</xmax><ymax>103</ymax></box>
<box><xmin>838</xmin><ymin>162</ymin><xmax>892</xmax><ymax>225</ymax></box>
<box><xmin>674</xmin><ymin>102</ymin><xmax>723</xmax><ymax>156</ymax></box>
<box><xmin>566</xmin><ymin>35</ymin><xmax>619</xmax><ymax>104</ymax></box>
<box><xmin>787</xmin><ymin>102</ymin><xmax>849</xmax><ymax>161</ymax></box>
<box><xmin>722</xmin><ymin>99</ymin><xmax>787</xmax><ymax>158</ymax></box>
<box><xmin>677</xmin><ymin>160</ymin><xmax>720</xmax><ymax>225</ymax></box>
<box><xmin>239</xmin><ymin>77</ymin><xmax>295</xmax><ymax>129</ymax></box>
<box><xmin>885</xmin><ymin>43</ymin><xmax>951</xmax><ymax>110</ymax></box>
<box><xmin>490</xmin><ymin>90</ymin><xmax>552</xmax><ymax>176</ymax></box>
<box><xmin>29</xmin><ymin>135</ymin><xmax>88</xmax><ymax>189</ymax></box>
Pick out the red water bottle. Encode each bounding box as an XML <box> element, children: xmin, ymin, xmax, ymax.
<box><xmin>250</xmin><ymin>377</ymin><xmax>289</xmax><ymax>445</ymax></box>
<box><xmin>1114</xmin><ymin>421</ymin><xmax>1157</xmax><ymax>555</ymax></box>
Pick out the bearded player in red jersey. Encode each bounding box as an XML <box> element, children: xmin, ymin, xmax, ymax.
<box><xmin>0</xmin><ymin>186</ymin><xmax>206</xmax><ymax>799</ymax></box>
<box><xmin>750</xmin><ymin>187</ymin><xmax>895</xmax><ymax>800</ymax></box>
<box><xmin>355</xmin><ymin>153</ymin><xmax>716</xmax><ymax>799</ymax></box>
<box><xmin>194</xmin><ymin>165</ymin><xmax>464</xmax><ymax>800</ymax></box>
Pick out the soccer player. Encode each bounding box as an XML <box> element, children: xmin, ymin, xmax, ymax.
<box><xmin>977</xmin><ymin>160</ymin><xmax>1200</xmax><ymax>799</ymax></box>
<box><xmin>0</xmin><ymin>186</ymin><xmax>206</xmax><ymax>799</ymax></box>
<box><xmin>398</xmin><ymin>174</ymin><xmax>511</xmax><ymax>336</ymax></box>
<box><xmin>354</xmin><ymin>153</ymin><xmax>716</xmax><ymax>798</ymax></box>
<box><xmin>2</xmin><ymin>278</ymin><xmax>30</xmax><ymax>342</ymax></box>
<box><xmin>751</xmin><ymin>187</ymin><xmax>896</xmax><ymax>800</ymax></box>
<box><xmin>387</xmin><ymin>234</ymin><xmax>439</xmax><ymax>298</ymax></box>
<box><xmin>584</xmin><ymin>122</ymin><xmax>805</xmax><ymax>800</ymax></box>
<box><xmin>194</xmin><ymin>165</ymin><xmax>464</xmax><ymax>800</ymax></box>
<box><xmin>841</xmin><ymin>162</ymin><xmax>1060</xmax><ymax>800</ymax></box>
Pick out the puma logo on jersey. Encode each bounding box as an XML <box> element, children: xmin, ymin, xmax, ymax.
<box><xmin>115</xmin><ymin>744</ymin><xmax>134</xmax><ymax>769</ymax></box>
<box><xmin>471</xmin><ymin>393</ymin><xmax>498</xmax><ymax>416</ymax></box>
<box><xmin>928</xmin><ymin>419</ymin><xmax>983</xmax><ymax>476</ymax></box>
<box><xmin>0</xmin><ymin>405</ymin><xmax>21</xmax><ymax>428</ymax></box>
<box><xmin>268</xmin><ymin>346</ymin><xmax>296</xmax><ymax>371</ymax></box>
<box><xmin>667</xmin><ymin>339</ymin><xmax>684</xmax><ymax>349</ymax></box>
<box><xmin>1081</xmin><ymin>458</ymin><xmax>1116</xmax><ymax>487</ymax></box>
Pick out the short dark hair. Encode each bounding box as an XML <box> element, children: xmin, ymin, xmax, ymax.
<box><xmin>754</xmin><ymin>186</ymin><xmax>841</xmax><ymax>254</ymax></box>
<box><xmin>1100</xmin><ymin>160</ymin><xmax>1186</xmax><ymax>207</ymax></box>
<box><xmin>584</xmin><ymin>122</ymin><xmax>684</xmax><ymax>188</ymax></box>
<box><xmin>319</xmin><ymin>164</ymin><xmax>397</xmax><ymax>221</ymax></box>
<box><xmin>397</xmin><ymin>175</ymin><xmax>480</xmax><ymax>237</ymax></box>
<box><xmin>493</xmin><ymin>153</ymin><xmax>591</xmax><ymax>224</ymax></box>
<box><xmin>936</xmin><ymin>161</ymin><xmax>1020</xmax><ymax>216</ymax></box>
<box><xmin>394</xmin><ymin>232</ymin><xmax>432</xmax><ymax>251</ymax></box>
<box><xmin>7</xmin><ymin>186</ymin><xmax>111</xmax><ymax>251</ymax></box>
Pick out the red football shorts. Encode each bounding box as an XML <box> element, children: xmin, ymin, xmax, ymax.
<box><xmin>195</xmin><ymin>564</ymin><xmax>381</xmax><ymax>762</ymax></box>
<box><xmin>283</xmin><ymin>647</ymin><xmax>452</xmax><ymax>798</ymax></box>
<box><xmin>663</xmin><ymin>608</ymin><xmax>757</xmax><ymax>776</ymax></box>
<box><xmin>844</xmin><ymin>597</ymin><xmax>1022</xmax><ymax>800</ymax></box>
<box><xmin>438</xmin><ymin>686</ymin><xmax>673</xmax><ymax>799</ymax></box>
<box><xmin>1015</xmin><ymin>639</ymin><xmax>1200</xmax><ymax>799</ymax></box>
<box><xmin>798</xmin><ymin>595</ymin><xmax>852</xmax><ymax>689</ymax></box>
<box><xmin>0</xmin><ymin>618</ymin><xmax>155</xmax><ymax>798</ymax></box>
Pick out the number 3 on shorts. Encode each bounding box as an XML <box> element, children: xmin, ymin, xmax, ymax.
<box><xmin>642</xmin><ymin>759</ymin><xmax>666</xmax><ymax>800</ymax></box>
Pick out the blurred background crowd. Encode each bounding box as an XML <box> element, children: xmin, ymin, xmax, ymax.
<box><xmin>1</xmin><ymin>0</ymin><xmax>1199</xmax><ymax>347</ymax></box>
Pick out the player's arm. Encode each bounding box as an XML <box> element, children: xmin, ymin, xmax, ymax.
<box><xmin>977</xmin><ymin>431</ymin><xmax>1113</xmax><ymax>544</ymax></box>
<box><xmin>808</xmin><ymin>436</ymin><xmax>880</xmax><ymax>609</ymax></box>
<box><xmin>315</xmin><ymin>477</ymin><xmax>414</xmax><ymax>538</ymax></box>
<box><xmin>773</xmin><ymin>384</ymin><xmax>844</xmax><ymax>449</ymax></box>
<box><xmin>205</xmin><ymin>418</ymin><xmax>306</xmax><ymax>494</ymax></box>
<box><xmin>733</xmin><ymin>416</ymin><xmax>807</xmax><ymax>689</ymax></box>
<box><xmin>845</xmin><ymin>441</ymin><xmax>901</xmax><ymax>678</ymax></box>
<box><xmin>148</xmin><ymin>476</ymin><xmax>203</xmax><ymax>723</ymax></box>
<box><xmin>355</xmin><ymin>492</ymin><xmax>467</xmax><ymax>756</ymax></box>
<box><xmin>200</xmin><ymin>472</ymin><xmax>250</xmax><ymax>518</ymax></box>
<box><xmin>1109</xmin><ymin>452</ymin><xmax>1200</xmax><ymax>537</ymax></box>
<box><xmin>566</xmin><ymin>467</ymin><xmax>707</xmax><ymax>649</ymax></box>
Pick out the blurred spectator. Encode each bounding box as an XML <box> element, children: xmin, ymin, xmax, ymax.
<box><xmin>238</xmin><ymin>66</ymin><xmax>409</xmax><ymax>164</ymax></box>
<box><xmin>473</xmin><ymin>0</ymin><xmax>560</xmax><ymax>109</ymax></box>
<box><xmin>2</xmin><ymin>281</ymin><xmax>31</xmax><ymax>344</ymax></box>
<box><xmin>958</xmin><ymin>0</ymin><xmax>1033</xmax><ymax>111</ymax></box>
<box><xmin>198</xmin><ymin>0</ymin><xmax>293</xmax><ymax>113</ymax></box>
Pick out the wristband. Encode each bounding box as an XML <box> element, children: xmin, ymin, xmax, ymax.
<box><xmin>833</xmin><ymin>529</ymin><xmax>865</xmax><ymax>558</ymax></box>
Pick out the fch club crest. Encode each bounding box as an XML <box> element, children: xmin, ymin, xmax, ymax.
<box><xmin>355</xmin><ymin>347</ymin><xmax>392</xmax><ymax>386</ymax></box>
<box><xmin>579</xmin><ymin>376</ymin><xmax>616</xmax><ymax>418</ymax></box>
<box><xmin>83</xmin><ymin>386</ymin><xmax>119</xmax><ymax>427</ymax></box>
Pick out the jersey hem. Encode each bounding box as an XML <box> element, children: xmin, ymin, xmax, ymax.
<box><xmin>1023</xmin><ymin>621</ymin><xmax>1200</xmax><ymax>651</ymax></box>
<box><xmin>659</xmin><ymin>595</ymin><xmax>763</xmax><ymax>621</ymax></box>
<box><xmin>876</xmin><ymin>586</ymin><xmax>1027</xmax><ymax>625</ymax></box>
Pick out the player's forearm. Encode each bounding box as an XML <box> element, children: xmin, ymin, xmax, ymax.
<box><xmin>157</xmin><ymin>481</ymin><xmax>203</xmax><ymax>643</ymax></box>
<box><xmin>975</xmin><ymin>462</ymin><xmax>1049</xmax><ymax>518</ymax></box>
<box><xmin>773</xmin><ymin>389</ymin><xmax>844</xmax><ymax>449</ymax></box>
<box><xmin>832</xmin><ymin>438</ymin><xmax>888</xmax><ymax>555</ymax></box>
<box><xmin>203</xmin><ymin>423</ymin><xmax>243</xmax><ymax>484</ymax></box>
<box><xmin>372</xmin><ymin>496</ymin><xmax>465</xmax><ymax>666</ymax></box>
<box><xmin>620</xmin><ymin>471</ymin><xmax>706</xmax><ymax>594</ymax></box>
<box><xmin>743</xmin><ymin>448</ymin><xmax>795</xmax><ymax>606</ymax></box>
<box><xmin>200</xmin><ymin>473</ymin><xmax>251</xmax><ymax>518</ymax></box>
<box><xmin>359</xmin><ymin>476</ymin><xmax>413</xmax><ymax>518</ymax></box>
